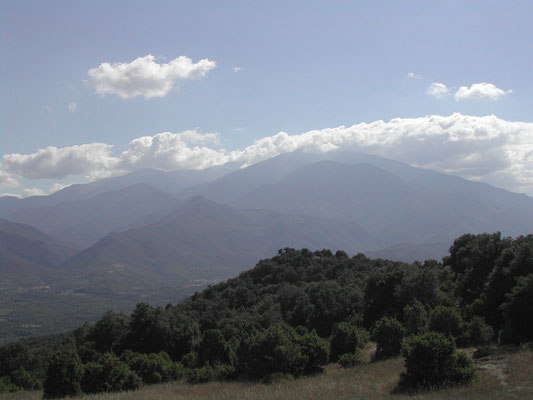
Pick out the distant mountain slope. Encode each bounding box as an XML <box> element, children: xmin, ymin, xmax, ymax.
<box><xmin>0</xmin><ymin>164</ymin><xmax>236</xmax><ymax>218</ymax></box>
<box><xmin>61</xmin><ymin>196</ymin><xmax>373</xmax><ymax>293</ymax></box>
<box><xmin>232</xmin><ymin>160</ymin><xmax>524</xmax><ymax>244</ymax></box>
<box><xmin>7</xmin><ymin>184</ymin><xmax>180</xmax><ymax>248</ymax></box>
<box><xmin>0</xmin><ymin>219</ymin><xmax>78</xmax><ymax>285</ymax></box>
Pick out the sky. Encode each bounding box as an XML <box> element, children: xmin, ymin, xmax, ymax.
<box><xmin>1</xmin><ymin>0</ymin><xmax>533</xmax><ymax>197</ymax></box>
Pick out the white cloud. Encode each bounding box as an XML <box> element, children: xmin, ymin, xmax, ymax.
<box><xmin>2</xmin><ymin>143</ymin><xmax>117</xmax><ymax>180</ymax></box>
<box><xmin>49</xmin><ymin>183</ymin><xmax>71</xmax><ymax>194</ymax></box>
<box><xmin>68</xmin><ymin>102</ymin><xmax>77</xmax><ymax>111</ymax></box>
<box><xmin>116</xmin><ymin>130</ymin><xmax>224</xmax><ymax>172</ymax></box>
<box><xmin>455</xmin><ymin>83</ymin><xmax>512</xmax><ymax>101</ymax></box>
<box><xmin>22</xmin><ymin>188</ymin><xmax>46</xmax><ymax>197</ymax></box>
<box><xmin>3</xmin><ymin>115</ymin><xmax>533</xmax><ymax>195</ymax></box>
<box><xmin>426</xmin><ymin>82</ymin><xmax>450</xmax><ymax>98</ymax></box>
<box><xmin>0</xmin><ymin>169</ymin><xmax>19</xmax><ymax>188</ymax></box>
<box><xmin>88</xmin><ymin>54</ymin><xmax>216</xmax><ymax>99</ymax></box>
<box><xmin>408</xmin><ymin>72</ymin><xmax>423</xmax><ymax>79</ymax></box>
<box><xmin>234</xmin><ymin>67</ymin><xmax>242</xmax><ymax>72</ymax></box>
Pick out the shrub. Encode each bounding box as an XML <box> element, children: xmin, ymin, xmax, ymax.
<box><xmin>338</xmin><ymin>353</ymin><xmax>362</xmax><ymax>368</ymax></box>
<box><xmin>371</xmin><ymin>317</ymin><xmax>405</xmax><ymax>360</ymax></box>
<box><xmin>429</xmin><ymin>306</ymin><xmax>464</xmax><ymax>339</ymax></box>
<box><xmin>43</xmin><ymin>351</ymin><xmax>84</xmax><ymax>399</ymax></box>
<box><xmin>121</xmin><ymin>351</ymin><xmax>184</xmax><ymax>384</ymax></box>
<box><xmin>465</xmin><ymin>316</ymin><xmax>494</xmax><ymax>345</ymax></box>
<box><xmin>398</xmin><ymin>331</ymin><xmax>476</xmax><ymax>391</ymax></box>
<box><xmin>500</xmin><ymin>274</ymin><xmax>533</xmax><ymax>344</ymax></box>
<box><xmin>81</xmin><ymin>353</ymin><xmax>140</xmax><ymax>394</ymax></box>
<box><xmin>330</xmin><ymin>322</ymin><xmax>361</xmax><ymax>361</ymax></box>
<box><xmin>403</xmin><ymin>300</ymin><xmax>428</xmax><ymax>336</ymax></box>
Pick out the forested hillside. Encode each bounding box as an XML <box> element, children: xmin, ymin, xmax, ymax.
<box><xmin>1</xmin><ymin>232</ymin><xmax>532</xmax><ymax>397</ymax></box>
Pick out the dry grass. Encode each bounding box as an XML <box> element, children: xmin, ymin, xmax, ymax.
<box><xmin>5</xmin><ymin>348</ymin><xmax>532</xmax><ymax>400</ymax></box>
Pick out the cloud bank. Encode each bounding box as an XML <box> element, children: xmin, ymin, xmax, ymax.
<box><xmin>3</xmin><ymin>114</ymin><xmax>533</xmax><ymax>196</ymax></box>
<box><xmin>88</xmin><ymin>55</ymin><xmax>216</xmax><ymax>99</ymax></box>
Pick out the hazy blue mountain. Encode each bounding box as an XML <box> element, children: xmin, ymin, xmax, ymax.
<box><xmin>232</xmin><ymin>160</ymin><xmax>521</xmax><ymax>244</ymax></box>
<box><xmin>60</xmin><ymin>196</ymin><xmax>373</xmax><ymax>293</ymax></box>
<box><xmin>0</xmin><ymin>164</ymin><xmax>237</xmax><ymax>218</ymax></box>
<box><xmin>7</xmin><ymin>184</ymin><xmax>180</xmax><ymax>248</ymax></box>
<box><xmin>0</xmin><ymin>219</ymin><xmax>79</xmax><ymax>285</ymax></box>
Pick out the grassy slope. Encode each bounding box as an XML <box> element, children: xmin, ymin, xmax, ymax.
<box><xmin>7</xmin><ymin>348</ymin><xmax>532</xmax><ymax>400</ymax></box>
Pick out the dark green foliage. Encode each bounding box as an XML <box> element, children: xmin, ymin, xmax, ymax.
<box><xmin>371</xmin><ymin>317</ymin><xmax>405</xmax><ymax>360</ymax></box>
<box><xmin>43</xmin><ymin>351</ymin><xmax>84</xmax><ymax>399</ymax></box>
<box><xmin>81</xmin><ymin>353</ymin><xmax>140</xmax><ymax>394</ymax></box>
<box><xmin>197</xmin><ymin>329</ymin><xmax>233</xmax><ymax>366</ymax></box>
<box><xmin>429</xmin><ymin>306</ymin><xmax>464</xmax><ymax>339</ymax></box>
<box><xmin>500</xmin><ymin>274</ymin><xmax>533</xmax><ymax>344</ymax></box>
<box><xmin>90</xmin><ymin>311</ymin><xmax>129</xmax><ymax>353</ymax></box>
<box><xmin>121</xmin><ymin>351</ymin><xmax>184</xmax><ymax>384</ymax></box>
<box><xmin>329</xmin><ymin>322</ymin><xmax>363</xmax><ymax>361</ymax></box>
<box><xmin>403</xmin><ymin>300</ymin><xmax>428</xmax><ymax>336</ymax></box>
<box><xmin>399</xmin><ymin>332</ymin><xmax>475</xmax><ymax>391</ymax></box>
<box><xmin>444</xmin><ymin>233</ymin><xmax>510</xmax><ymax>304</ymax></box>
<box><xmin>236</xmin><ymin>323</ymin><xmax>327</xmax><ymax>380</ymax></box>
<box><xmin>296</xmin><ymin>329</ymin><xmax>330</xmax><ymax>373</ymax></box>
<box><xmin>187</xmin><ymin>363</ymin><xmax>235</xmax><ymax>384</ymax></box>
<box><xmin>338</xmin><ymin>352</ymin><xmax>362</xmax><ymax>368</ymax></box>
<box><xmin>465</xmin><ymin>316</ymin><xmax>494</xmax><ymax>345</ymax></box>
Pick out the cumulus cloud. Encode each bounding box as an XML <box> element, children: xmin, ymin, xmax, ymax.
<box><xmin>2</xmin><ymin>143</ymin><xmax>117</xmax><ymax>180</ymax></box>
<box><xmin>88</xmin><ymin>54</ymin><xmax>216</xmax><ymax>99</ymax></box>
<box><xmin>3</xmin><ymin>115</ymin><xmax>533</xmax><ymax>195</ymax></box>
<box><xmin>115</xmin><ymin>130</ymin><xmax>224</xmax><ymax>172</ymax></box>
<box><xmin>426</xmin><ymin>82</ymin><xmax>450</xmax><ymax>98</ymax></box>
<box><xmin>68</xmin><ymin>102</ymin><xmax>77</xmax><ymax>111</ymax></box>
<box><xmin>0</xmin><ymin>169</ymin><xmax>19</xmax><ymax>188</ymax></box>
<box><xmin>455</xmin><ymin>83</ymin><xmax>512</xmax><ymax>101</ymax></box>
<box><xmin>407</xmin><ymin>72</ymin><xmax>423</xmax><ymax>79</ymax></box>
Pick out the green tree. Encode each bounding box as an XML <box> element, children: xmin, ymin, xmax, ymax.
<box><xmin>403</xmin><ymin>300</ymin><xmax>428</xmax><ymax>336</ymax></box>
<box><xmin>43</xmin><ymin>351</ymin><xmax>84</xmax><ymax>399</ymax></box>
<box><xmin>329</xmin><ymin>322</ymin><xmax>361</xmax><ymax>361</ymax></box>
<box><xmin>429</xmin><ymin>306</ymin><xmax>464</xmax><ymax>340</ymax></box>
<box><xmin>371</xmin><ymin>317</ymin><xmax>405</xmax><ymax>360</ymax></box>
<box><xmin>399</xmin><ymin>332</ymin><xmax>475</xmax><ymax>390</ymax></box>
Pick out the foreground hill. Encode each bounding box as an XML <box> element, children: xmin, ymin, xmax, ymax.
<box><xmin>61</xmin><ymin>196</ymin><xmax>373</xmax><ymax>293</ymax></box>
<box><xmin>1</xmin><ymin>232</ymin><xmax>531</xmax><ymax>398</ymax></box>
<box><xmin>5</xmin><ymin>349</ymin><xmax>531</xmax><ymax>400</ymax></box>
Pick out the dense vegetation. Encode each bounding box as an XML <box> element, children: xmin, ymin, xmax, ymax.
<box><xmin>1</xmin><ymin>232</ymin><xmax>532</xmax><ymax>398</ymax></box>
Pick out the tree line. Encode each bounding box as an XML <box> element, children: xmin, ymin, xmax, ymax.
<box><xmin>1</xmin><ymin>232</ymin><xmax>532</xmax><ymax>397</ymax></box>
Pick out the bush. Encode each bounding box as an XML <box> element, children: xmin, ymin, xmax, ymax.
<box><xmin>465</xmin><ymin>316</ymin><xmax>494</xmax><ymax>345</ymax></box>
<box><xmin>398</xmin><ymin>332</ymin><xmax>476</xmax><ymax>391</ymax></box>
<box><xmin>330</xmin><ymin>322</ymin><xmax>362</xmax><ymax>362</ymax></box>
<box><xmin>371</xmin><ymin>317</ymin><xmax>405</xmax><ymax>360</ymax></box>
<box><xmin>403</xmin><ymin>300</ymin><xmax>428</xmax><ymax>336</ymax></box>
<box><xmin>187</xmin><ymin>363</ymin><xmax>235</xmax><ymax>384</ymax></box>
<box><xmin>429</xmin><ymin>306</ymin><xmax>464</xmax><ymax>339</ymax></box>
<box><xmin>81</xmin><ymin>353</ymin><xmax>140</xmax><ymax>394</ymax></box>
<box><xmin>121</xmin><ymin>351</ymin><xmax>184</xmax><ymax>384</ymax></box>
<box><xmin>500</xmin><ymin>274</ymin><xmax>533</xmax><ymax>344</ymax></box>
<box><xmin>338</xmin><ymin>353</ymin><xmax>362</xmax><ymax>368</ymax></box>
<box><xmin>43</xmin><ymin>351</ymin><xmax>84</xmax><ymax>399</ymax></box>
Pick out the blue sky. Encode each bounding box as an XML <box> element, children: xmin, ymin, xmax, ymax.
<box><xmin>1</xmin><ymin>1</ymin><xmax>533</xmax><ymax>197</ymax></box>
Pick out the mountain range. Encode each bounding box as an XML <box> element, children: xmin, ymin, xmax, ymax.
<box><xmin>2</xmin><ymin>150</ymin><xmax>533</xmax><ymax>340</ymax></box>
